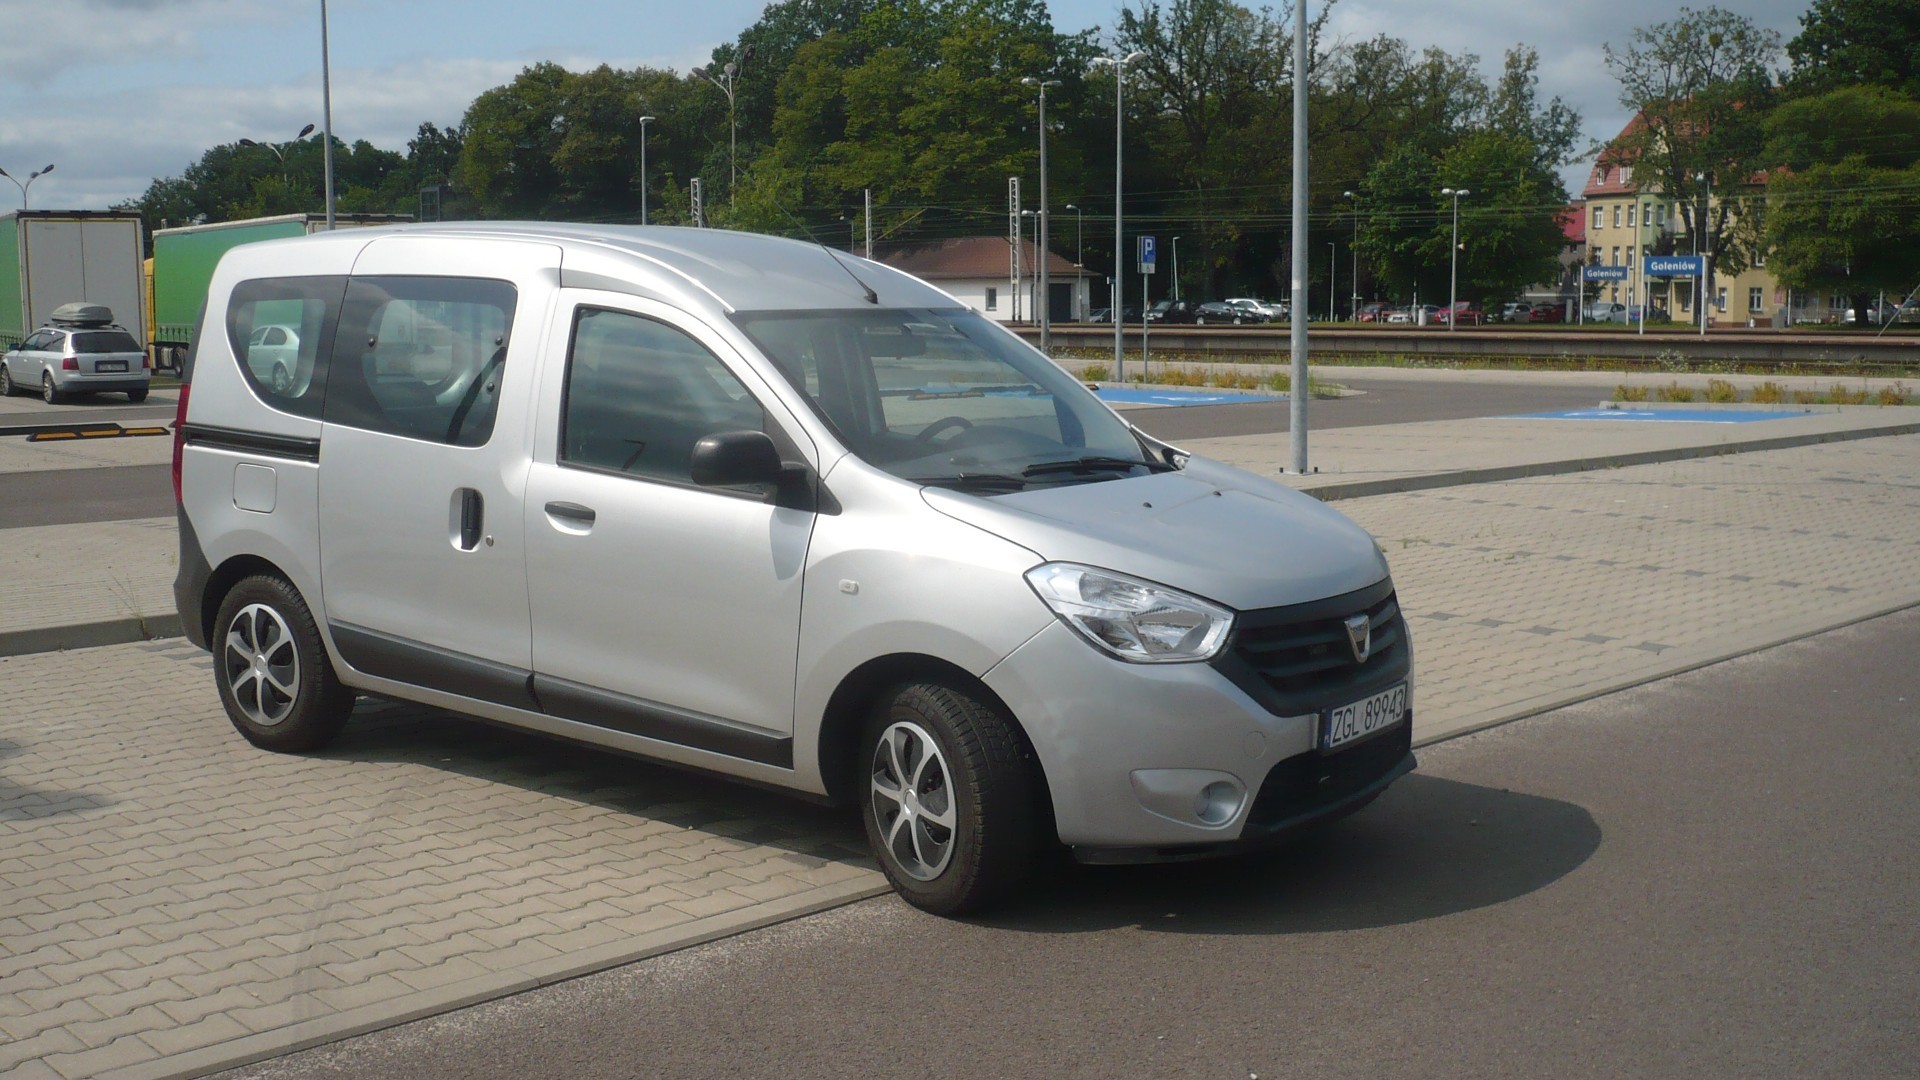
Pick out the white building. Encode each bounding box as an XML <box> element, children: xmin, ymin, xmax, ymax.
<box><xmin>873</xmin><ymin>236</ymin><xmax>1092</xmax><ymax>323</ymax></box>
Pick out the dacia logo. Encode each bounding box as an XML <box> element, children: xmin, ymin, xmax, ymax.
<box><xmin>1344</xmin><ymin>613</ymin><xmax>1372</xmax><ymax>663</ymax></box>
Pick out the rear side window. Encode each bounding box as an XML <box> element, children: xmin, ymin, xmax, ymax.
<box><xmin>71</xmin><ymin>331</ymin><xmax>142</xmax><ymax>354</ymax></box>
<box><xmin>227</xmin><ymin>276</ymin><xmax>348</xmax><ymax>419</ymax></box>
<box><xmin>323</xmin><ymin>277</ymin><xmax>516</xmax><ymax>447</ymax></box>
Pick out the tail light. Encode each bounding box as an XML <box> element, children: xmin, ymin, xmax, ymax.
<box><xmin>62</xmin><ymin>356</ymin><xmax>78</xmax><ymax>371</ymax></box>
<box><xmin>171</xmin><ymin>384</ymin><xmax>190</xmax><ymax>504</ymax></box>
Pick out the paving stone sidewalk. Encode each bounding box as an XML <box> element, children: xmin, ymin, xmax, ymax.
<box><xmin>3</xmin><ymin>433</ymin><xmax>1918</xmax><ymax>1079</ymax></box>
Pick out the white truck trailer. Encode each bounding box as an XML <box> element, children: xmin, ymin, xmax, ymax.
<box><xmin>0</xmin><ymin>210</ymin><xmax>146</xmax><ymax>351</ymax></box>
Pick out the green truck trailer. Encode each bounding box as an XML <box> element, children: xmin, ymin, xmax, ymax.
<box><xmin>147</xmin><ymin>213</ymin><xmax>409</xmax><ymax>370</ymax></box>
<box><xmin>1</xmin><ymin>210</ymin><xmax>146</xmax><ymax>352</ymax></box>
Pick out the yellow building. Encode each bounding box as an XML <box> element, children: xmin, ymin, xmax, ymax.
<box><xmin>1581</xmin><ymin>126</ymin><xmax>1782</xmax><ymax>327</ymax></box>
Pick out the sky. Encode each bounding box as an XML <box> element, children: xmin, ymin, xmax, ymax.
<box><xmin>0</xmin><ymin>0</ymin><xmax>1811</xmax><ymax>214</ymax></box>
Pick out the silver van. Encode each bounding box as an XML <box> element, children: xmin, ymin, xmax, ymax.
<box><xmin>171</xmin><ymin>224</ymin><xmax>1413</xmax><ymax>914</ymax></box>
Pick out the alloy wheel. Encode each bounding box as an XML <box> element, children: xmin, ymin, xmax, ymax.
<box><xmin>223</xmin><ymin>603</ymin><xmax>301</xmax><ymax>726</ymax></box>
<box><xmin>869</xmin><ymin>720</ymin><xmax>957</xmax><ymax>881</ymax></box>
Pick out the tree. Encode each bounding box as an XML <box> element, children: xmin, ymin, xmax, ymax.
<box><xmin>1764</xmin><ymin>86</ymin><xmax>1920</xmax><ymax>320</ymax></box>
<box><xmin>1605</xmin><ymin>6</ymin><xmax>1781</xmax><ymax>290</ymax></box>
<box><xmin>1788</xmin><ymin>0</ymin><xmax>1920</xmax><ymax>99</ymax></box>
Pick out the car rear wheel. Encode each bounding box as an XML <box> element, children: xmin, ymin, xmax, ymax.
<box><xmin>214</xmin><ymin>575</ymin><xmax>354</xmax><ymax>752</ymax></box>
<box><xmin>41</xmin><ymin>372</ymin><xmax>62</xmax><ymax>404</ymax></box>
<box><xmin>128</xmin><ymin>389</ymin><xmax>149</xmax><ymax>404</ymax></box>
<box><xmin>862</xmin><ymin>681</ymin><xmax>1039</xmax><ymax>915</ymax></box>
<box><xmin>0</xmin><ymin>364</ymin><xmax>14</xmax><ymax>396</ymax></box>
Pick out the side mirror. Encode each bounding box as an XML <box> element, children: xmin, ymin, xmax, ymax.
<box><xmin>690</xmin><ymin>430</ymin><xmax>785</xmax><ymax>488</ymax></box>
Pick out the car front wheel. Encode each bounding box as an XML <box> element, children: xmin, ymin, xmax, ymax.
<box><xmin>213</xmin><ymin>575</ymin><xmax>355</xmax><ymax>752</ymax></box>
<box><xmin>862</xmin><ymin>681</ymin><xmax>1039</xmax><ymax>915</ymax></box>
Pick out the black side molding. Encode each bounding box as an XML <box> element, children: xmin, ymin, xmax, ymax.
<box><xmin>329</xmin><ymin>622</ymin><xmax>541</xmax><ymax>713</ymax></box>
<box><xmin>181</xmin><ymin>423</ymin><xmax>321</xmax><ymax>463</ymax></box>
<box><xmin>534</xmin><ymin>675</ymin><xmax>795</xmax><ymax>769</ymax></box>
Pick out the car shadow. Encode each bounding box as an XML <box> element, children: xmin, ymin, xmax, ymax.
<box><xmin>318</xmin><ymin>697</ymin><xmax>873</xmax><ymax>866</ymax></box>
<box><xmin>0</xmin><ymin>736</ymin><xmax>113</xmax><ymax>821</ymax></box>
<box><xmin>974</xmin><ymin>774</ymin><xmax>1600</xmax><ymax>934</ymax></box>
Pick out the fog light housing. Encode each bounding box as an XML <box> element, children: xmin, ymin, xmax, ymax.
<box><xmin>1130</xmin><ymin>769</ymin><xmax>1247</xmax><ymax>829</ymax></box>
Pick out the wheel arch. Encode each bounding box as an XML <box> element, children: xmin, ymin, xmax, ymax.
<box><xmin>816</xmin><ymin>653</ymin><xmax>1056</xmax><ymax>838</ymax></box>
<box><xmin>200</xmin><ymin>553</ymin><xmax>301</xmax><ymax>647</ymax></box>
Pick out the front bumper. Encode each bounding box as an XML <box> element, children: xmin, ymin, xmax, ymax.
<box><xmin>982</xmin><ymin>619</ymin><xmax>1415</xmax><ymax>854</ymax></box>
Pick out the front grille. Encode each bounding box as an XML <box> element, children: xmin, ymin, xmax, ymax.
<box><xmin>1218</xmin><ymin>582</ymin><xmax>1409</xmax><ymax>715</ymax></box>
<box><xmin>1245</xmin><ymin>719</ymin><xmax>1412</xmax><ymax>828</ymax></box>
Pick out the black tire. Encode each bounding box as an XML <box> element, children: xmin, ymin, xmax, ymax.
<box><xmin>212</xmin><ymin>575</ymin><xmax>354</xmax><ymax>752</ymax></box>
<box><xmin>41</xmin><ymin>372</ymin><xmax>63</xmax><ymax>405</ymax></box>
<box><xmin>0</xmin><ymin>364</ymin><xmax>15</xmax><ymax>396</ymax></box>
<box><xmin>127</xmin><ymin>388</ymin><xmax>149</xmax><ymax>404</ymax></box>
<box><xmin>860</xmin><ymin>681</ymin><xmax>1039</xmax><ymax>915</ymax></box>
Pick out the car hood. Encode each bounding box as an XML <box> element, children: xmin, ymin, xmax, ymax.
<box><xmin>921</xmin><ymin>455</ymin><xmax>1390</xmax><ymax>611</ymax></box>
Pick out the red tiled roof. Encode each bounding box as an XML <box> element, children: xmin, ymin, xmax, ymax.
<box><xmin>1558</xmin><ymin>204</ymin><xmax>1585</xmax><ymax>244</ymax></box>
<box><xmin>874</xmin><ymin>236</ymin><xmax>1083</xmax><ymax>279</ymax></box>
<box><xmin>1584</xmin><ymin>113</ymin><xmax>1649</xmax><ymax>197</ymax></box>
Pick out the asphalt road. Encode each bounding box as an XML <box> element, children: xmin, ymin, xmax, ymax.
<box><xmin>3</xmin><ymin>379</ymin><xmax>1598</xmax><ymax>527</ymax></box>
<box><xmin>217</xmin><ymin>608</ymin><xmax>1920</xmax><ymax>1080</ymax></box>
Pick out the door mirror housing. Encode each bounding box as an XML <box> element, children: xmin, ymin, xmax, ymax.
<box><xmin>690</xmin><ymin>430</ymin><xmax>785</xmax><ymax>488</ymax></box>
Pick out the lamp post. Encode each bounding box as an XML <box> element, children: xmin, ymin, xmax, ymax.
<box><xmin>1441</xmin><ymin>187</ymin><xmax>1470</xmax><ymax>331</ymax></box>
<box><xmin>1021</xmin><ymin>209</ymin><xmax>1041</xmax><ymax>322</ymax></box>
<box><xmin>1171</xmin><ymin>236</ymin><xmax>1181</xmax><ymax>301</ymax></box>
<box><xmin>1328</xmin><ymin>241</ymin><xmax>1336</xmax><ymax>322</ymax></box>
<box><xmin>0</xmin><ymin>163</ymin><xmax>55</xmax><ymax>210</ymax></box>
<box><xmin>238</xmin><ymin>123</ymin><xmax>315</xmax><ymax>187</ymax></box>
<box><xmin>319</xmin><ymin>0</ymin><xmax>336</xmax><ymax>229</ymax></box>
<box><xmin>1695</xmin><ymin>171</ymin><xmax>1712</xmax><ymax>337</ymax></box>
<box><xmin>637</xmin><ymin>115</ymin><xmax>655</xmax><ymax>225</ymax></box>
<box><xmin>1022</xmin><ymin>77</ymin><xmax>1062</xmax><ymax>352</ymax></box>
<box><xmin>1064</xmin><ymin>203</ymin><xmax>1083</xmax><ymax>265</ymax></box>
<box><xmin>1342</xmin><ymin>189</ymin><xmax>1360</xmax><ymax>321</ymax></box>
<box><xmin>691</xmin><ymin>48</ymin><xmax>750</xmax><ymax>206</ymax></box>
<box><xmin>1090</xmin><ymin>50</ymin><xmax>1145</xmax><ymax>379</ymax></box>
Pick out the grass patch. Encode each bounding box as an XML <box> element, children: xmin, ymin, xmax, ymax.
<box><xmin>1609</xmin><ymin>378</ymin><xmax>1916</xmax><ymax>405</ymax></box>
<box><xmin>1705</xmin><ymin>378</ymin><xmax>1740</xmax><ymax>403</ymax></box>
<box><xmin>1616</xmin><ymin>384</ymin><xmax>1650</xmax><ymax>402</ymax></box>
<box><xmin>1750</xmin><ymin>381</ymin><xmax>1788</xmax><ymax>404</ymax></box>
<box><xmin>1080</xmin><ymin>363</ymin><xmax>1110</xmax><ymax>381</ymax></box>
<box><xmin>1654</xmin><ymin>382</ymin><xmax>1697</xmax><ymax>403</ymax></box>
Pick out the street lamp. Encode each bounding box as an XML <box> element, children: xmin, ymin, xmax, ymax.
<box><xmin>1342</xmin><ymin>189</ymin><xmax>1360</xmax><ymax>321</ymax></box>
<box><xmin>691</xmin><ymin>47</ymin><xmax>751</xmax><ymax>206</ymax></box>
<box><xmin>0</xmin><ymin>163</ymin><xmax>55</xmax><ymax>210</ymax></box>
<box><xmin>1090</xmin><ymin>49</ymin><xmax>1145</xmax><ymax>378</ymax></box>
<box><xmin>1021</xmin><ymin>209</ymin><xmax>1041</xmax><ymax>322</ymax></box>
<box><xmin>1440</xmin><ymin>187</ymin><xmax>1470</xmax><ymax>331</ymax></box>
<box><xmin>637</xmin><ymin>115</ymin><xmax>655</xmax><ymax>225</ymax></box>
<box><xmin>1022</xmin><ymin>76</ymin><xmax>1062</xmax><ymax>352</ymax></box>
<box><xmin>320</xmin><ymin>0</ymin><xmax>336</xmax><ymax>229</ymax></box>
<box><xmin>1328</xmin><ymin>241</ymin><xmax>1336</xmax><ymax>322</ymax></box>
<box><xmin>1064</xmin><ymin>203</ymin><xmax>1083</xmax><ymax>265</ymax></box>
<box><xmin>1171</xmin><ymin>236</ymin><xmax>1182</xmax><ymax>301</ymax></box>
<box><xmin>238</xmin><ymin>123</ymin><xmax>315</xmax><ymax>185</ymax></box>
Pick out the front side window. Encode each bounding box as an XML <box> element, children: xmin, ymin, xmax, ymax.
<box><xmin>226</xmin><ymin>276</ymin><xmax>347</xmax><ymax>419</ymax></box>
<box><xmin>738</xmin><ymin>308</ymin><xmax>1157</xmax><ymax>492</ymax></box>
<box><xmin>561</xmin><ymin>307</ymin><xmax>766</xmax><ymax>485</ymax></box>
<box><xmin>323</xmin><ymin>276</ymin><xmax>516</xmax><ymax>446</ymax></box>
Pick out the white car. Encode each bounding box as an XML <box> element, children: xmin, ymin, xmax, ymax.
<box><xmin>244</xmin><ymin>325</ymin><xmax>301</xmax><ymax>393</ymax></box>
<box><xmin>1225</xmin><ymin>298</ymin><xmax>1286</xmax><ymax>321</ymax></box>
<box><xmin>1</xmin><ymin>307</ymin><xmax>150</xmax><ymax>403</ymax></box>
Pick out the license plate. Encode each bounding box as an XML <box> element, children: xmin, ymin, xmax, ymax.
<box><xmin>96</xmin><ymin>361</ymin><xmax>128</xmax><ymax>372</ymax></box>
<box><xmin>1322</xmin><ymin>683</ymin><xmax>1408</xmax><ymax>751</ymax></box>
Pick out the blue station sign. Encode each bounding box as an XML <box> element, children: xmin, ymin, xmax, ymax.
<box><xmin>1645</xmin><ymin>255</ymin><xmax>1705</xmax><ymax>278</ymax></box>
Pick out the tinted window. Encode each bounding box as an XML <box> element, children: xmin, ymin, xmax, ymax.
<box><xmin>561</xmin><ymin>307</ymin><xmax>766</xmax><ymax>485</ymax></box>
<box><xmin>71</xmin><ymin>331</ymin><xmax>141</xmax><ymax>354</ymax></box>
<box><xmin>323</xmin><ymin>277</ymin><xmax>516</xmax><ymax>447</ymax></box>
<box><xmin>226</xmin><ymin>276</ymin><xmax>348</xmax><ymax>419</ymax></box>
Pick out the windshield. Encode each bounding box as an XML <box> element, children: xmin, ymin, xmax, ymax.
<box><xmin>735</xmin><ymin>308</ymin><xmax>1156</xmax><ymax>490</ymax></box>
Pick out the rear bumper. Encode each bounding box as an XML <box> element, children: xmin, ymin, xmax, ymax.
<box><xmin>173</xmin><ymin>505</ymin><xmax>213</xmax><ymax>650</ymax></box>
<box><xmin>53</xmin><ymin>372</ymin><xmax>150</xmax><ymax>394</ymax></box>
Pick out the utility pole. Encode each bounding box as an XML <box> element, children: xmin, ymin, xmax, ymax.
<box><xmin>1287</xmin><ymin>0</ymin><xmax>1309</xmax><ymax>474</ymax></box>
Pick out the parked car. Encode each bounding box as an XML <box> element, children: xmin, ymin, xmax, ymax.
<box><xmin>1194</xmin><ymin>301</ymin><xmax>1262</xmax><ymax>324</ymax></box>
<box><xmin>172</xmin><ymin>224</ymin><xmax>1415</xmax><ymax>916</ymax></box>
<box><xmin>1496</xmin><ymin>302</ymin><xmax>1533</xmax><ymax>323</ymax></box>
<box><xmin>1146</xmin><ymin>299</ymin><xmax>1199</xmax><ymax>324</ymax></box>
<box><xmin>1387</xmin><ymin>304</ymin><xmax>1439</xmax><ymax>325</ymax></box>
<box><xmin>243</xmin><ymin>325</ymin><xmax>302</xmax><ymax>393</ymax></box>
<box><xmin>1528</xmin><ymin>301</ymin><xmax>1567</xmax><ymax>323</ymax></box>
<box><xmin>0</xmin><ymin>303</ymin><xmax>151</xmax><ymax>404</ymax></box>
<box><xmin>1225</xmin><ymin>297</ymin><xmax>1287</xmax><ymax>321</ymax></box>
<box><xmin>1584</xmin><ymin>302</ymin><xmax>1630</xmax><ymax>324</ymax></box>
<box><xmin>1355</xmin><ymin>302</ymin><xmax>1394</xmax><ymax>323</ymax></box>
<box><xmin>1435</xmin><ymin>302</ymin><xmax>1484</xmax><ymax>326</ymax></box>
<box><xmin>1087</xmin><ymin>306</ymin><xmax>1142</xmax><ymax>323</ymax></box>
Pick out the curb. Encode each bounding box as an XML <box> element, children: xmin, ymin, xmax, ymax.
<box><xmin>1293</xmin><ymin>417</ymin><xmax>1920</xmax><ymax>502</ymax></box>
<box><xmin>0</xmin><ymin>613</ymin><xmax>184</xmax><ymax>658</ymax></box>
<box><xmin>103</xmin><ymin>875</ymin><xmax>891</xmax><ymax>1080</ymax></box>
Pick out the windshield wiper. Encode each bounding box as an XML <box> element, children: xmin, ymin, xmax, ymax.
<box><xmin>905</xmin><ymin>472</ymin><xmax>1029</xmax><ymax>492</ymax></box>
<box><xmin>1021</xmin><ymin>455</ymin><xmax>1173</xmax><ymax>478</ymax></box>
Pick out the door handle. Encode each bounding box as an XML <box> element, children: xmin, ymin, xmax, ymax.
<box><xmin>458</xmin><ymin>488</ymin><xmax>484</xmax><ymax>550</ymax></box>
<box><xmin>544</xmin><ymin>501</ymin><xmax>596</xmax><ymax>526</ymax></box>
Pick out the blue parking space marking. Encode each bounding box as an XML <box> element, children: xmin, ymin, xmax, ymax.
<box><xmin>1502</xmin><ymin>408</ymin><xmax>1797</xmax><ymax>424</ymax></box>
<box><xmin>1094</xmin><ymin>388</ymin><xmax>1279</xmax><ymax>407</ymax></box>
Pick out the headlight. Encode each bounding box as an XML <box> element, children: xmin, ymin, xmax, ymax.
<box><xmin>1024</xmin><ymin>563</ymin><xmax>1234</xmax><ymax>663</ymax></box>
